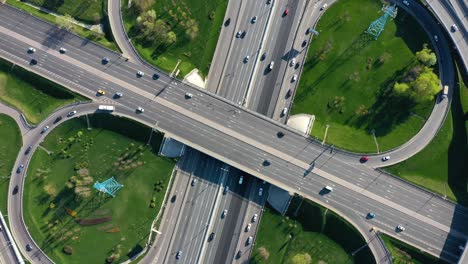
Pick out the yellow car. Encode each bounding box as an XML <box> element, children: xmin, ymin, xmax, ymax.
<box><xmin>97</xmin><ymin>89</ymin><xmax>106</xmax><ymax>95</ymax></box>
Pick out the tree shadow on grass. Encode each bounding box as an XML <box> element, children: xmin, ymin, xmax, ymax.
<box><xmin>348</xmin><ymin>62</ymin><xmax>417</xmax><ymax>137</ymax></box>
<box><xmin>447</xmin><ymin>73</ymin><xmax>468</xmax><ymax>205</ymax></box>
<box><xmin>295</xmin><ymin>32</ymin><xmax>374</xmax><ymax>104</ymax></box>
<box><xmin>393</xmin><ymin>9</ymin><xmax>430</xmax><ymax>54</ymax></box>
<box><xmin>38</xmin><ymin>0</ymin><xmax>64</xmax><ymax>13</ymax></box>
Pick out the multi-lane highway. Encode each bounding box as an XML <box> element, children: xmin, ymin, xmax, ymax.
<box><xmin>1</xmin><ymin>1</ymin><xmax>467</xmax><ymax>263</ymax></box>
<box><xmin>425</xmin><ymin>0</ymin><xmax>467</xmax><ymax>74</ymax></box>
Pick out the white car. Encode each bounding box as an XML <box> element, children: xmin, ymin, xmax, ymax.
<box><xmin>67</xmin><ymin>110</ymin><xmax>77</xmax><ymax>117</ymax></box>
<box><xmin>246</xmin><ymin>236</ymin><xmax>253</xmax><ymax>245</ymax></box>
<box><xmin>41</xmin><ymin>126</ymin><xmax>50</xmax><ymax>133</ymax></box>
<box><xmin>28</xmin><ymin>47</ymin><xmax>36</xmax><ymax>53</ymax></box>
<box><xmin>396</xmin><ymin>225</ymin><xmax>405</xmax><ymax>232</ymax></box>
<box><xmin>382</xmin><ymin>156</ymin><xmax>390</xmax><ymax>161</ymax></box>
<box><xmin>137</xmin><ymin>107</ymin><xmax>145</xmax><ymax>113</ymax></box>
<box><xmin>191</xmin><ymin>178</ymin><xmax>197</xmax><ymax>186</ymax></box>
<box><xmin>236</xmin><ymin>31</ymin><xmax>242</xmax><ymax>38</ymax></box>
<box><xmin>281</xmin><ymin>107</ymin><xmax>288</xmax><ymax>117</ymax></box>
<box><xmin>258</xmin><ymin>188</ymin><xmax>263</xmax><ymax>196</ymax></box>
<box><xmin>176</xmin><ymin>251</ymin><xmax>182</xmax><ymax>259</ymax></box>
<box><xmin>244</xmin><ymin>55</ymin><xmax>250</xmax><ymax>63</ymax></box>
<box><xmin>291</xmin><ymin>74</ymin><xmax>297</xmax><ymax>82</ymax></box>
<box><xmin>185</xmin><ymin>92</ymin><xmax>193</xmax><ymax>98</ymax></box>
<box><xmin>252</xmin><ymin>214</ymin><xmax>258</xmax><ymax>222</ymax></box>
<box><xmin>137</xmin><ymin>71</ymin><xmax>145</xmax><ymax>77</ymax></box>
<box><xmin>402</xmin><ymin>0</ymin><xmax>409</xmax><ymax>6</ymax></box>
<box><xmin>223</xmin><ymin>186</ymin><xmax>229</xmax><ymax>194</ymax></box>
<box><xmin>115</xmin><ymin>92</ymin><xmax>123</xmax><ymax>98</ymax></box>
<box><xmin>222</xmin><ymin>209</ymin><xmax>228</xmax><ymax>218</ymax></box>
<box><xmin>290</xmin><ymin>58</ymin><xmax>296</xmax><ymax>67</ymax></box>
<box><xmin>451</xmin><ymin>24</ymin><xmax>458</xmax><ymax>32</ymax></box>
<box><xmin>320</xmin><ymin>3</ymin><xmax>328</xmax><ymax>10</ymax></box>
<box><xmin>245</xmin><ymin>223</ymin><xmax>251</xmax><ymax>232</ymax></box>
<box><xmin>268</xmin><ymin>61</ymin><xmax>274</xmax><ymax>70</ymax></box>
<box><xmin>59</xmin><ymin>47</ymin><xmax>67</xmax><ymax>53</ymax></box>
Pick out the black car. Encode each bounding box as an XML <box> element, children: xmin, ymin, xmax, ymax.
<box><xmin>208</xmin><ymin>232</ymin><xmax>215</xmax><ymax>241</ymax></box>
<box><xmin>53</xmin><ymin>116</ymin><xmax>63</xmax><ymax>124</ymax></box>
<box><xmin>24</xmin><ymin>146</ymin><xmax>32</xmax><ymax>155</ymax></box>
<box><xmin>224</xmin><ymin>18</ymin><xmax>231</xmax><ymax>27</ymax></box>
<box><xmin>26</xmin><ymin>244</ymin><xmax>32</xmax><ymax>251</ymax></box>
<box><xmin>13</xmin><ymin>185</ymin><xmax>19</xmax><ymax>195</ymax></box>
<box><xmin>152</xmin><ymin>73</ymin><xmax>160</xmax><ymax>80</ymax></box>
<box><xmin>17</xmin><ymin>164</ymin><xmax>24</xmax><ymax>174</ymax></box>
<box><xmin>241</xmin><ymin>31</ymin><xmax>247</xmax><ymax>39</ymax></box>
<box><xmin>260</xmin><ymin>52</ymin><xmax>267</xmax><ymax>61</ymax></box>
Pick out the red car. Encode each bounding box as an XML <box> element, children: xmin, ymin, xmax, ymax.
<box><xmin>360</xmin><ymin>156</ymin><xmax>369</xmax><ymax>163</ymax></box>
<box><xmin>283</xmin><ymin>9</ymin><xmax>289</xmax><ymax>16</ymax></box>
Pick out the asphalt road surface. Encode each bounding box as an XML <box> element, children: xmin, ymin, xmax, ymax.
<box><xmin>1</xmin><ymin>3</ymin><xmax>466</xmax><ymax>263</ymax></box>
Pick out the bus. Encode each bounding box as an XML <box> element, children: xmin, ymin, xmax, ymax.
<box><xmin>98</xmin><ymin>105</ymin><xmax>115</xmax><ymax>111</ymax></box>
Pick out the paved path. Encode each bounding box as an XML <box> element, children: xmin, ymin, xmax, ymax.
<box><xmin>0</xmin><ymin>102</ymin><xmax>31</xmax><ymax>135</ymax></box>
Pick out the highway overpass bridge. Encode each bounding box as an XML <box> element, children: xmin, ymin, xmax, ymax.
<box><xmin>0</xmin><ymin>1</ymin><xmax>467</xmax><ymax>263</ymax></box>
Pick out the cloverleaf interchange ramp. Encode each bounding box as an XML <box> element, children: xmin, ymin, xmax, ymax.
<box><xmin>0</xmin><ymin>0</ymin><xmax>467</xmax><ymax>263</ymax></box>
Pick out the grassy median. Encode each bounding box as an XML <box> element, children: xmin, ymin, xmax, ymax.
<box><xmin>0</xmin><ymin>58</ymin><xmax>87</xmax><ymax>124</ymax></box>
<box><xmin>122</xmin><ymin>0</ymin><xmax>227</xmax><ymax>77</ymax></box>
<box><xmin>386</xmin><ymin>64</ymin><xmax>468</xmax><ymax>204</ymax></box>
<box><xmin>382</xmin><ymin>234</ymin><xmax>446</xmax><ymax>264</ymax></box>
<box><xmin>292</xmin><ymin>0</ymin><xmax>433</xmax><ymax>152</ymax></box>
<box><xmin>23</xmin><ymin>115</ymin><xmax>175</xmax><ymax>263</ymax></box>
<box><xmin>0</xmin><ymin>114</ymin><xmax>22</xmax><ymax>214</ymax></box>
<box><xmin>251</xmin><ymin>197</ymin><xmax>374</xmax><ymax>264</ymax></box>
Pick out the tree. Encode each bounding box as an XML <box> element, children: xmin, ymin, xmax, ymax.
<box><xmin>165</xmin><ymin>31</ymin><xmax>177</xmax><ymax>46</ymax></box>
<box><xmin>290</xmin><ymin>253</ymin><xmax>312</xmax><ymax>264</ymax></box>
<box><xmin>63</xmin><ymin>245</ymin><xmax>73</xmax><ymax>255</ymax></box>
<box><xmin>378</xmin><ymin>52</ymin><xmax>392</xmax><ymax>64</ymax></box>
<box><xmin>257</xmin><ymin>247</ymin><xmax>270</xmax><ymax>260</ymax></box>
<box><xmin>131</xmin><ymin>0</ymin><xmax>154</xmax><ymax>14</ymax></box>
<box><xmin>416</xmin><ymin>45</ymin><xmax>437</xmax><ymax>66</ymax></box>
<box><xmin>393</xmin><ymin>82</ymin><xmax>410</xmax><ymax>95</ymax></box>
<box><xmin>409</xmin><ymin>67</ymin><xmax>440</xmax><ymax>101</ymax></box>
<box><xmin>56</xmin><ymin>14</ymin><xmax>74</xmax><ymax>31</ymax></box>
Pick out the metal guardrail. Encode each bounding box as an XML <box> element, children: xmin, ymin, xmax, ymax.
<box><xmin>0</xmin><ymin>210</ymin><xmax>24</xmax><ymax>264</ymax></box>
<box><xmin>376</xmin><ymin>168</ymin><xmax>457</xmax><ymax>206</ymax></box>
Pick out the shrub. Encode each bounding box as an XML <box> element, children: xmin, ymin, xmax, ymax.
<box><xmin>63</xmin><ymin>245</ymin><xmax>73</xmax><ymax>255</ymax></box>
<box><xmin>257</xmin><ymin>247</ymin><xmax>270</xmax><ymax>260</ymax></box>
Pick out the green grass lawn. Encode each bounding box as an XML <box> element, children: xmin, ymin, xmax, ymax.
<box><xmin>386</xmin><ymin>65</ymin><xmax>468</xmax><ymax>204</ymax></box>
<box><xmin>251</xmin><ymin>198</ymin><xmax>374</xmax><ymax>264</ymax></box>
<box><xmin>23</xmin><ymin>115</ymin><xmax>175</xmax><ymax>263</ymax></box>
<box><xmin>0</xmin><ymin>114</ymin><xmax>22</xmax><ymax>214</ymax></box>
<box><xmin>122</xmin><ymin>0</ymin><xmax>227</xmax><ymax>77</ymax></box>
<box><xmin>21</xmin><ymin>0</ymin><xmax>104</xmax><ymax>24</ymax></box>
<box><xmin>292</xmin><ymin>0</ymin><xmax>433</xmax><ymax>152</ymax></box>
<box><xmin>6</xmin><ymin>0</ymin><xmax>118</xmax><ymax>51</ymax></box>
<box><xmin>382</xmin><ymin>234</ymin><xmax>447</xmax><ymax>264</ymax></box>
<box><xmin>0</xmin><ymin>58</ymin><xmax>87</xmax><ymax>124</ymax></box>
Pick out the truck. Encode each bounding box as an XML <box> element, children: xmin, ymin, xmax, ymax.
<box><xmin>441</xmin><ymin>85</ymin><xmax>448</xmax><ymax>100</ymax></box>
<box><xmin>98</xmin><ymin>105</ymin><xmax>115</xmax><ymax>111</ymax></box>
